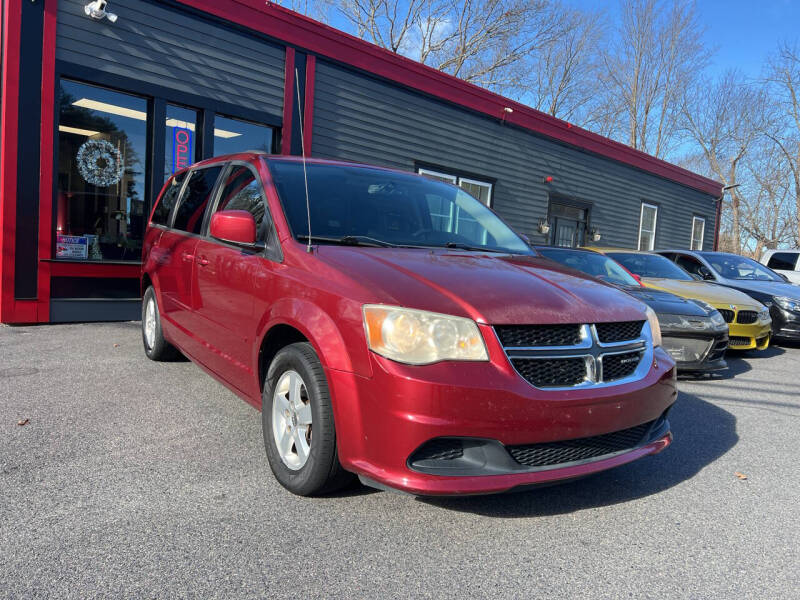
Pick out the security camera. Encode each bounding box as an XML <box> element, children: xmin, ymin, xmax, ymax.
<box><xmin>85</xmin><ymin>1</ymin><xmax>118</xmax><ymax>23</ymax></box>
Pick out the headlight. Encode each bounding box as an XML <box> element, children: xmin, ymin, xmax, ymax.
<box><xmin>775</xmin><ymin>296</ymin><xmax>800</xmax><ymax>313</ymax></box>
<box><xmin>645</xmin><ymin>306</ymin><xmax>662</xmax><ymax>347</ymax></box>
<box><xmin>658</xmin><ymin>312</ymin><xmax>725</xmax><ymax>331</ymax></box>
<box><xmin>758</xmin><ymin>307</ymin><xmax>771</xmax><ymax>322</ymax></box>
<box><xmin>363</xmin><ymin>305</ymin><xmax>489</xmax><ymax>364</ymax></box>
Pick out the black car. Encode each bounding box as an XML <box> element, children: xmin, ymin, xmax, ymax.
<box><xmin>659</xmin><ymin>250</ymin><xmax>800</xmax><ymax>343</ymax></box>
<box><xmin>536</xmin><ymin>246</ymin><xmax>729</xmax><ymax>372</ymax></box>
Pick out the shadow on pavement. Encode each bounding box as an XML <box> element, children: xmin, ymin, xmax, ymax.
<box><xmin>416</xmin><ymin>391</ymin><xmax>737</xmax><ymax>518</ymax></box>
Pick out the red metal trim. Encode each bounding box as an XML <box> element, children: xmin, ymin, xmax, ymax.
<box><xmin>48</xmin><ymin>261</ymin><xmax>142</xmax><ymax>279</ymax></box>
<box><xmin>0</xmin><ymin>0</ymin><xmax>22</xmax><ymax>322</ymax></box>
<box><xmin>281</xmin><ymin>47</ymin><xmax>295</xmax><ymax>155</ymax></box>
<box><xmin>35</xmin><ymin>0</ymin><xmax>58</xmax><ymax>322</ymax></box>
<box><xmin>303</xmin><ymin>54</ymin><xmax>315</xmax><ymax>155</ymax></box>
<box><xmin>175</xmin><ymin>0</ymin><xmax>722</xmax><ymax>197</ymax></box>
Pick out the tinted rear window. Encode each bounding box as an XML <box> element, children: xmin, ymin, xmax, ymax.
<box><xmin>151</xmin><ymin>171</ymin><xmax>187</xmax><ymax>226</ymax></box>
<box><xmin>767</xmin><ymin>252</ymin><xmax>798</xmax><ymax>271</ymax></box>
<box><xmin>173</xmin><ymin>166</ymin><xmax>223</xmax><ymax>234</ymax></box>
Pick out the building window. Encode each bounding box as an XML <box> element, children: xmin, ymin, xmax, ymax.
<box><xmin>165</xmin><ymin>104</ymin><xmax>200</xmax><ymax>181</ymax></box>
<box><xmin>56</xmin><ymin>79</ymin><xmax>147</xmax><ymax>261</ymax></box>
<box><xmin>690</xmin><ymin>216</ymin><xmax>705</xmax><ymax>250</ymax></box>
<box><xmin>417</xmin><ymin>168</ymin><xmax>493</xmax><ymax>243</ymax></box>
<box><xmin>213</xmin><ymin>115</ymin><xmax>275</xmax><ymax>156</ymax></box>
<box><xmin>638</xmin><ymin>202</ymin><xmax>658</xmax><ymax>251</ymax></box>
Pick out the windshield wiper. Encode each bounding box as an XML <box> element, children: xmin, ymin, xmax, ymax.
<box><xmin>297</xmin><ymin>235</ymin><xmax>396</xmax><ymax>248</ymax></box>
<box><xmin>443</xmin><ymin>241</ymin><xmax>507</xmax><ymax>253</ymax></box>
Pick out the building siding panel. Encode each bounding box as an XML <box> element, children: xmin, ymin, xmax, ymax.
<box><xmin>56</xmin><ymin>0</ymin><xmax>285</xmax><ymax>115</ymax></box>
<box><xmin>312</xmin><ymin>60</ymin><xmax>717</xmax><ymax>251</ymax></box>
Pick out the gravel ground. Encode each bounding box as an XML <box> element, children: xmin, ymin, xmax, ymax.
<box><xmin>1</xmin><ymin>322</ymin><xmax>799</xmax><ymax>599</ymax></box>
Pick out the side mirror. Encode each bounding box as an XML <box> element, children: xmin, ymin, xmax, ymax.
<box><xmin>690</xmin><ymin>273</ymin><xmax>702</xmax><ymax>281</ymax></box>
<box><xmin>699</xmin><ymin>266</ymin><xmax>714</xmax><ymax>280</ymax></box>
<box><xmin>632</xmin><ymin>273</ymin><xmax>642</xmax><ymax>285</ymax></box>
<box><xmin>210</xmin><ymin>210</ymin><xmax>257</xmax><ymax>246</ymax></box>
<box><xmin>519</xmin><ymin>233</ymin><xmax>531</xmax><ymax>246</ymax></box>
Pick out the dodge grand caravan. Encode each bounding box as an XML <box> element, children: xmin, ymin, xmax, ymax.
<box><xmin>141</xmin><ymin>153</ymin><xmax>677</xmax><ymax>496</ymax></box>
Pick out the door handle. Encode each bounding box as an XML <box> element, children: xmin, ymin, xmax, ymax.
<box><xmin>181</xmin><ymin>252</ymin><xmax>195</xmax><ymax>262</ymax></box>
<box><xmin>196</xmin><ymin>257</ymin><xmax>210</xmax><ymax>266</ymax></box>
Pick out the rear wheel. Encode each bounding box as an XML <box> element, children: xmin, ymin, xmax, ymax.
<box><xmin>141</xmin><ymin>286</ymin><xmax>179</xmax><ymax>361</ymax></box>
<box><xmin>262</xmin><ymin>342</ymin><xmax>353</xmax><ymax>496</ymax></box>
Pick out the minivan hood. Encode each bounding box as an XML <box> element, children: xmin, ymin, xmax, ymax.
<box><xmin>641</xmin><ymin>278</ymin><xmax>762</xmax><ymax>309</ymax></box>
<box><xmin>317</xmin><ymin>247</ymin><xmax>648</xmax><ymax>325</ymax></box>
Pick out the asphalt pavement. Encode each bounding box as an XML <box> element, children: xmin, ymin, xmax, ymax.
<box><xmin>1</xmin><ymin>322</ymin><xmax>799</xmax><ymax>599</ymax></box>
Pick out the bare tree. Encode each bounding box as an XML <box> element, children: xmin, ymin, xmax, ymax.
<box><xmin>764</xmin><ymin>42</ymin><xmax>800</xmax><ymax>247</ymax></box>
<box><xmin>739</xmin><ymin>139</ymin><xmax>797</xmax><ymax>257</ymax></box>
<box><xmin>600</xmin><ymin>0</ymin><xmax>708</xmax><ymax>157</ymax></box>
<box><xmin>521</xmin><ymin>7</ymin><xmax>605</xmax><ymax>124</ymax></box>
<box><xmin>681</xmin><ymin>71</ymin><xmax>767</xmax><ymax>253</ymax></box>
<box><xmin>271</xmin><ymin>0</ymin><xmax>330</xmax><ymax>19</ymax></box>
<box><xmin>326</xmin><ymin>0</ymin><xmax>566</xmax><ymax>91</ymax></box>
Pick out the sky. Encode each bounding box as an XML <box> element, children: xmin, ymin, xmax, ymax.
<box><xmin>320</xmin><ymin>0</ymin><xmax>800</xmax><ymax>79</ymax></box>
<box><xmin>567</xmin><ymin>0</ymin><xmax>800</xmax><ymax>79</ymax></box>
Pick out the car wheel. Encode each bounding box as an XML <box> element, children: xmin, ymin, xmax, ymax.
<box><xmin>141</xmin><ymin>286</ymin><xmax>179</xmax><ymax>361</ymax></box>
<box><xmin>262</xmin><ymin>342</ymin><xmax>353</xmax><ymax>496</ymax></box>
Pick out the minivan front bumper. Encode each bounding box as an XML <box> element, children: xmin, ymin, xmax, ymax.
<box><xmin>326</xmin><ymin>342</ymin><xmax>677</xmax><ymax>496</ymax></box>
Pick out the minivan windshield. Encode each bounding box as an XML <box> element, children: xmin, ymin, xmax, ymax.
<box><xmin>538</xmin><ymin>248</ymin><xmax>640</xmax><ymax>288</ymax></box>
<box><xmin>607</xmin><ymin>252</ymin><xmax>694</xmax><ymax>281</ymax></box>
<box><xmin>700</xmin><ymin>253</ymin><xmax>784</xmax><ymax>282</ymax></box>
<box><xmin>268</xmin><ymin>161</ymin><xmax>532</xmax><ymax>254</ymax></box>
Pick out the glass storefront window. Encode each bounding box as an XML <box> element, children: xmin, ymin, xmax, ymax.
<box><xmin>214</xmin><ymin>115</ymin><xmax>274</xmax><ymax>155</ymax></box>
<box><xmin>56</xmin><ymin>79</ymin><xmax>147</xmax><ymax>261</ymax></box>
<box><xmin>164</xmin><ymin>104</ymin><xmax>199</xmax><ymax>180</ymax></box>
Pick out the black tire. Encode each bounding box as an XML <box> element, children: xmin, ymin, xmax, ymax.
<box><xmin>262</xmin><ymin>342</ymin><xmax>354</xmax><ymax>496</ymax></box>
<box><xmin>141</xmin><ymin>286</ymin><xmax>180</xmax><ymax>361</ymax></box>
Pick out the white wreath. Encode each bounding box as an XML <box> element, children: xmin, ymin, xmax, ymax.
<box><xmin>76</xmin><ymin>139</ymin><xmax>123</xmax><ymax>187</ymax></box>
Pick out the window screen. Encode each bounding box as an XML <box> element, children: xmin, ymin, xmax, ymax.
<box><xmin>173</xmin><ymin>166</ymin><xmax>222</xmax><ymax>234</ymax></box>
<box><xmin>215</xmin><ymin>165</ymin><xmax>268</xmax><ymax>241</ymax></box>
<box><xmin>151</xmin><ymin>171</ymin><xmax>187</xmax><ymax>226</ymax></box>
<box><xmin>767</xmin><ymin>252</ymin><xmax>798</xmax><ymax>271</ymax></box>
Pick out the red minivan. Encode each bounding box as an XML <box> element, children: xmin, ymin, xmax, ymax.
<box><xmin>141</xmin><ymin>152</ymin><xmax>677</xmax><ymax>496</ymax></box>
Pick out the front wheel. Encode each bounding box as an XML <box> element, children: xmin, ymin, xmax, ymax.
<box><xmin>262</xmin><ymin>342</ymin><xmax>353</xmax><ymax>496</ymax></box>
<box><xmin>141</xmin><ymin>286</ymin><xmax>180</xmax><ymax>361</ymax></box>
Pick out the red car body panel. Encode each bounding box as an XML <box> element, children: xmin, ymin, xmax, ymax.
<box><xmin>142</xmin><ymin>153</ymin><xmax>677</xmax><ymax>495</ymax></box>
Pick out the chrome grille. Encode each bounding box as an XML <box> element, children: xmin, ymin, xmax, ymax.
<box><xmin>602</xmin><ymin>350</ymin><xmax>645</xmax><ymax>381</ymax></box>
<box><xmin>595</xmin><ymin>321</ymin><xmax>644</xmax><ymax>343</ymax></box>
<box><xmin>737</xmin><ymin>310</ymin><xmax>758</xmax><ymax>324</ymax></box>
<box><xmin>514</xmin><ymin>357</ymin><xmax>588</xmax><ymax>388</ymax></box>
<box><xmin>495</xmin><ymin>324</ymin><xmax>583</xmax><ymax>347</ymax></box>
<box><xmin>496</xmin><ymin>322</ymin><xmax>653</xmax><ymax>389</ymax></box>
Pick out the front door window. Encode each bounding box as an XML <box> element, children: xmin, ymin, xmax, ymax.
<box><xmin>56</xmin><ymin>79</ymin><xmax>147</xmax><ymax>261</ymax></box>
